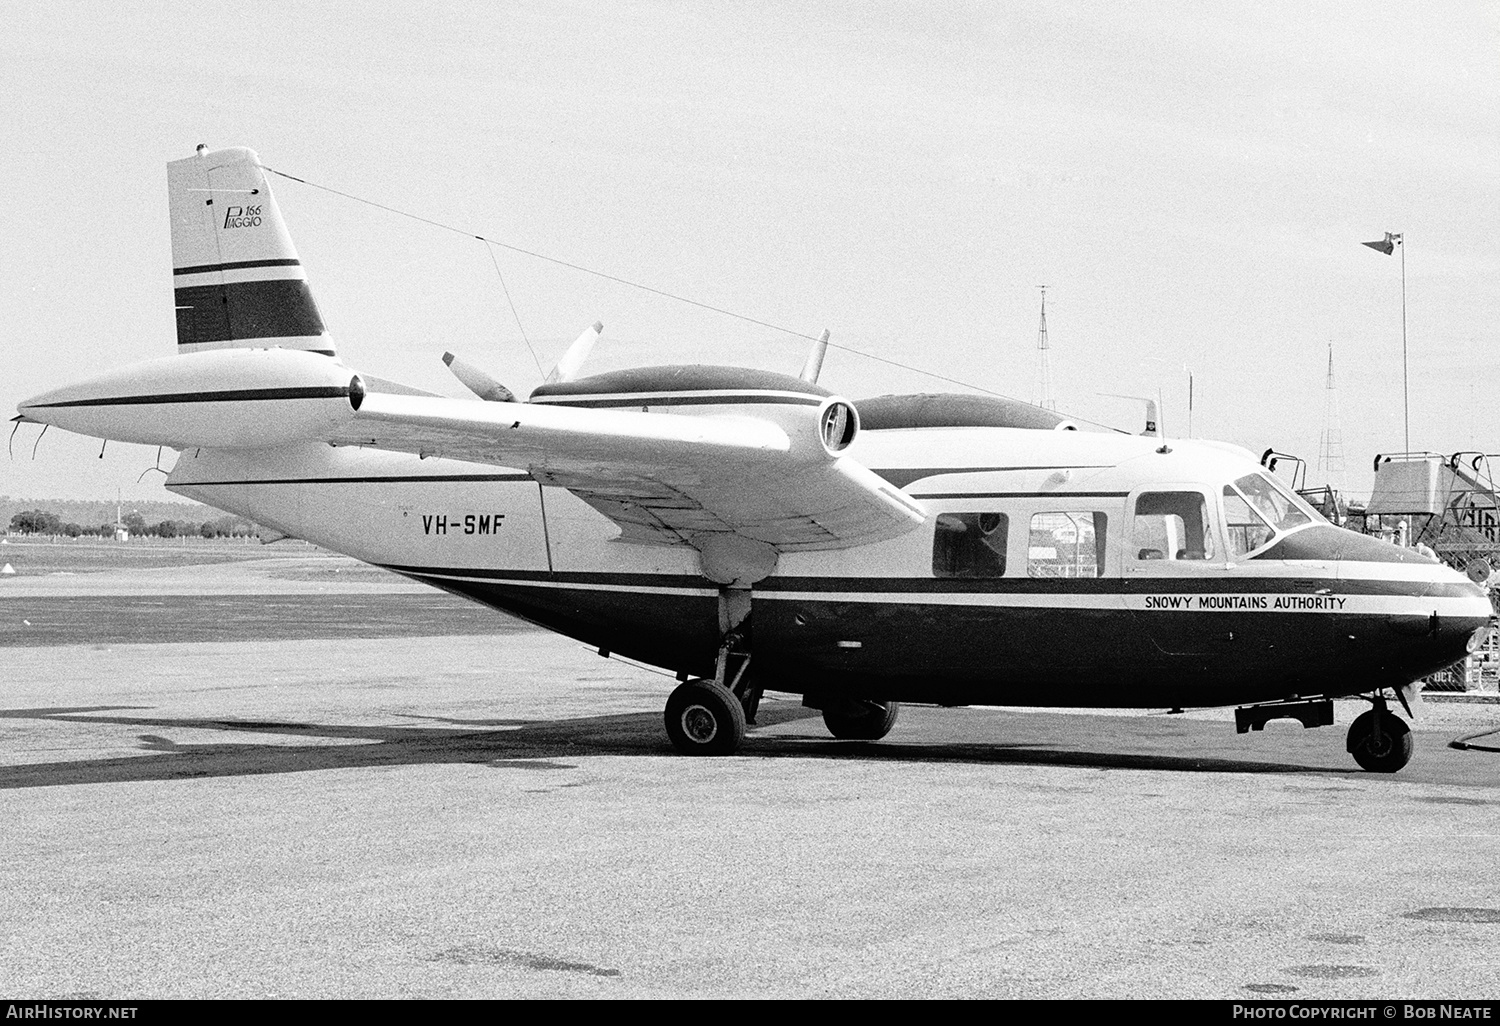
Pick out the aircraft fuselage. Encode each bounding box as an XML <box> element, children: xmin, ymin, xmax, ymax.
<box><xmin>167</xmin><ymin>423</ymin><xmax>1491</xmax><ymax>712</ymax></box>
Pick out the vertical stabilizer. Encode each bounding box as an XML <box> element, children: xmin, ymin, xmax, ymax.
<box><xmin>169</xmin><ymin>146</ymin><xmax>334</xmax><ymax>356</ymax></box>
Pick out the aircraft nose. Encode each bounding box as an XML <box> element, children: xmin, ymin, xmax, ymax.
<box><xmin>1421</xmin><ymin>570</ymin><xmax>1494</xmax><ymax>665</ymax></box>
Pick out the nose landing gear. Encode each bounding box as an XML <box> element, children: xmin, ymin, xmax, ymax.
<box><xmin>1346</xmin><ymin>693</ymin><xmax>1414</xmax><ymax>773</ymax></box>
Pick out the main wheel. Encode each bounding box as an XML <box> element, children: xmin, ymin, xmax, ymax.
<box><xmin>822</xmin><ymin>700</ymin><xmax>900</xmax><ymax>741</ymax></box>
<box><xmin>1346</xmin><ymin>709</ymin><xmax>1413</xmax><ymax>772</ymax></box>
<box><xmin>664</xmin><ymin>679</ymin><xmax>746</xmax><ymax>756</ymax></box>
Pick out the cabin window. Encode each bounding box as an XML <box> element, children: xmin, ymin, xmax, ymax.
<box><xmin>1133</xmin><ymin>492</ymin><xmax>1216</xmax><ymax>561</ymax></box>
<box><xmin>1027</xmin><ymin>511</ymin><xmax>1107</xmax><ymax>579</ymax></box>
<box><xmin>1223</xmin><ymin>485</ymin><xmax>1275</xmax><ymax>557</ymax></box>
<box><xmin>933</xmin><ymin>512</ymin><xmax>1008</xmax><ymax>578</ymax></box>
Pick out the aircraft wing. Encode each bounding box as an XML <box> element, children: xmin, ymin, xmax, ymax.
<box><xmin>334</xmin><ymin>393</ymin><xmax>927</xmax><ymax>551</ymax></box>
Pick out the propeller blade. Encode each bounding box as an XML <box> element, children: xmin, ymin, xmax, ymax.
<box><xmin>799</xmin><ymin>329</ymin><xmax>831</xmax><ymax>384</ymax></box>
<box><xmin>544</xmin><ymin>322</ymin><xmax>603</xmax><ymax>385</ymax></box>
<box><xmin>442</xmin><ymin>352</ymin><xmax>515</xmax><ymax>403</ymax></box>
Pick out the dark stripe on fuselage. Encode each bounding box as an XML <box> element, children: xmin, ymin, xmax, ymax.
<box><xmin>531</xmin><ymin>394</ymin><xmax>823</xmax><ymax>409</ymax></box>
<box><xmin>189</xmin><ymin>473</ymin><xmax>535</xmax><ymax>486</ymax></box>
<box><xmin>175</xmin><ymin>279</ymin><xmax>326</xmax><ymax>345</ymax></box>
<box><xmin>174</xmin><ymin>258</ymin><xmax>303</xmax><ymax>276</ymax></box>
<box><xmin>1254</xmin><ymin>524</ymin><xmax>1440</xmax><ymax>564</ymax></box>
<box><xmin>27</xmin><ymin>385</ymin><xmax>351</xmax><ymax>409</ymax></box>
<box><xmin>910</xmin><ymin>490</ymin><xmax>1131</xmax><ymax>500</ymax></box>
<box><xmin>873</xmin><ymin>466</ymin><xmax>1114</xmax><ymax>489</ymax></box>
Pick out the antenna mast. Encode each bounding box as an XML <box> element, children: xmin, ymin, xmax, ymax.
<box><xmin>1317</xmin><ymin>342</ymin><xmax>1346</xmax><ymax>490</ymax></box>
<box><xmin>1034</xmin><ymin>285</ymin><xmax>1055</xmax><ymax>410</ymax></box>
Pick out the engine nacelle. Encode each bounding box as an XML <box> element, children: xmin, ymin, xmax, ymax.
<box><xmin>17</xmin><ymin>348</ymin><xmax>360</xmax><ymax>449</ymax></box>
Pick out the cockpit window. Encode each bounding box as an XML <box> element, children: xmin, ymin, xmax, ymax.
<box><xmin>1222</xmin><ymin>471</ymin><xmax>1315</xmax><ymax>558</ymax></box>
<box><xmin>1133</xmin><ymin>491</ymin><xmax>1216</xmax><ymax>561</ymax></box>
<box><xmin>1232</xmin><ymin>473</ymin><xmax>1312</xmax><ymax>533</ymax></box>
<box><xmin>1223</xmin><ymin>486</ymin><xmax>1275</xmax><ymax>557</ymax></box>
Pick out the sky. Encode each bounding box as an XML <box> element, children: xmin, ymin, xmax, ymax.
<box><xmin>2</xmin><ymin>1</ymin><xmax>1496</xmax><ymax>504</ymax></box>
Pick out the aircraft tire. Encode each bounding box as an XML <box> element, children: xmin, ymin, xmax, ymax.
<box><xmin>823</xmin><ymin>700</ymin><xmax>900</xmax><ymax>741</ymax></box>
<box><xmin>664</xmin><ymin>679</ymin><xmax>746</xmax><ymax>756</ymax></box>
<box><xmin>1346</xmin><ymin>709</ymin><xmax>1413</xmax><ymax>772</ymax></box>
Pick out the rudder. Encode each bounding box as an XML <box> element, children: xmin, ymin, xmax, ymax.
<box><xmin>168</xmin><ymin>145</ymin><xmax>334</xmax><ymax>356</ymax></box>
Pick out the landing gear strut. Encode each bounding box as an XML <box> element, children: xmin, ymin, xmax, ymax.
<box><xmin>1346</xmin><ymin>693</ymin><xmax>1413</xmax><ymax>773</ymax></box>
<box><xmin>663</xmin><ymin>586</ymin><xmax>759</xmax><ymax>756</ymax></box>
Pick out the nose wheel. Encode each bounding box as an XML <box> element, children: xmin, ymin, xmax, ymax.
<box><xmin>1346</xmin><ymin>702</ymin><xmax>1413</xmax><ymax>773</ymax></box>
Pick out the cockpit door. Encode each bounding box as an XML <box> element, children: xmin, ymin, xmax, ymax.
<box><xmin>1124</xmin><ymin>487</ymin><xmax>1233</xmax><ymax>655</ymax></box>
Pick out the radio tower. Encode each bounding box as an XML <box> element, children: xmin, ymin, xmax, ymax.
<box><xmin>1034</xmin><ymin>285</ymin><xmax>1055</xmax><ymax>410</ymax></box>
<box><xmin>1317</xmin><ymin>342</ymin><xmax>1346</xmax><ymax>490</ymax></box>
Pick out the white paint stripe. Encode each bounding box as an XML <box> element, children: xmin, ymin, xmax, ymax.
<box><xmin>174</xmin><ymin>266</ymin><xmax>309</xmax><ymax>285</ymax></box>
<box><xmin>412</xmin><ymin>573</ymin><xmax>1489</xmax><ymax>617</ymax></box>
<box><xmin>1330</xmin><ymin>561</ymin><xmax>1474</xmax><ymax>584</ymax></box>
<box><xmin>178</xmin><ymin>335</ymin><xmax>329</xmax><ymax>352</ymax></box>
<box><xmin>758</xmin><ymin>590</ymin><xmax>1490</xmax><ymax>616</ymax></box>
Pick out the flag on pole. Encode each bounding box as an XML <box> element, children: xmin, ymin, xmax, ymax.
<box><xmin>1362</xmin><ymin>232</ymin><xmax>1399</xmax><ymax>255</ymax></box>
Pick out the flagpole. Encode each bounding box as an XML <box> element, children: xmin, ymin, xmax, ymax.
<box><xmin>1400</xmin><ymin>237</ymin><xmax>1408</xmax><ymax>454</ymax></box>
<box><xmin>1362</xmin><ymin>231</ymin><xmax>1407</xmax><ymax>454</ymax></box>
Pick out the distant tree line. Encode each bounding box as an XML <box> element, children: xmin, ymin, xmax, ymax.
<box><xmin>6</xmin><ymin>509</ymin><xmax>258</xmax><ymax>539</ymax></box>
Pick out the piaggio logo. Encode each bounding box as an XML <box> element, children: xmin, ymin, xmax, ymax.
<box><xmin>223</xmin><ymin>205</ymin><xmax>263</xmax><ymax>229</ymax></box>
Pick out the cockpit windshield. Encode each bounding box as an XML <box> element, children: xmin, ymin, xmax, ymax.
<box><xmin>1222</xmin><ymin>472</ymin><xmax>1315</xmax><ymax>557</ymax></box>
<box><xmin>1241</xmin><ymin>473</ymin><xmax>1315</xmax><ymax>531</ymax></box>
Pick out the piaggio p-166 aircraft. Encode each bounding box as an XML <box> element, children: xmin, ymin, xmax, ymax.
<box><xmin>15</xmin><ymin>146</ymin><xmax>1493</xmax><ymax>771</ymax></box>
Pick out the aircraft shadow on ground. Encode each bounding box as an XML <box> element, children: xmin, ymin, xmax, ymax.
<box><xmin>0</xmin><ymin>703</ymin><xmax>1346</xmax><ymax>788</ymax></box>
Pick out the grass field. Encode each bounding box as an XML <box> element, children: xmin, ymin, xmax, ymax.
<box><xmin>0</xmin><ymin>536</ymin><xmax>331</xmax><ymax>576</ymax></box>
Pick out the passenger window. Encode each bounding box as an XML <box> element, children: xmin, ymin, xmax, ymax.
<box><xmin>933</xmin><ymin>512</ymin><xmax>1008</xmax><ymax>578</ymax></box>
<box><xmin>1027</xmin><ymin>511</ymin><xmax>1107</xmax><ymax>579</ymax></box>
<box><xmin>1133</xmin><ymin>492</ymin><xmax>1215</xmax><ymax>561</ymax></box>
<box><xmin>1223</xmin><ymin>486</ymin><xmax>1275</xmax><ymax>557</ymax></box>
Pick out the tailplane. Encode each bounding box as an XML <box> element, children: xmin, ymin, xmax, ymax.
<box><xmin>168</xmin><ymin>145</ymin><xmax>334</xmax><ymax>356</ymax></box>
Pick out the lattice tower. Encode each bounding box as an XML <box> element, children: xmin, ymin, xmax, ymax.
<box><xmin>1034</xmin><ymin>285</ymin><xmax>1055</xmax><ymax>410</ymax></box>
<box><xmin>1318</xmin><ymin>342</ymin><xmax>1347</xmax><ymax>490</ymax></box>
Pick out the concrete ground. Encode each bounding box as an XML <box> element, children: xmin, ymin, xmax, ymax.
<box><xmin>0</xmin><ymin>555</ymin><xmax>1497</xmax><ymax>999</ymax></box>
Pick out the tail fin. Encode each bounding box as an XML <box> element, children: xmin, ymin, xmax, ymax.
<box><xmin>168</xmin><ymin>145</ymin><xmax>334</xmax><ymax>356</ymax></box>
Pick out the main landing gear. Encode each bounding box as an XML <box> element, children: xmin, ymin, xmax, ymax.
<box><xmin>664</xmin><ymin>587</ymin><xmax>760</xmax><ymax>756</ymax></box>
<box><xmin>660</xmin><ymin>583</ymin><xmax>902</xmax><ymax>754</ymax></box>
<box><xmin>1346</xmin><ymin>693</ymin><xmax>1413</xmax><ymax>773</ymax></box>
<box><xmin>820</xmin><ymin>698</ymin><xmax>901</xmax><ymax>741</ymax></box>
